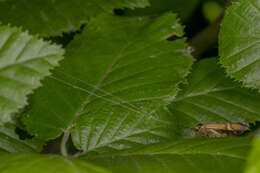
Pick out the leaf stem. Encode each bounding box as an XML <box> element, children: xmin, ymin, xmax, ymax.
<box><xmin>60</xmin><ymin>129</ymin><xmax>70</xmax><ymax>157</ymax></box>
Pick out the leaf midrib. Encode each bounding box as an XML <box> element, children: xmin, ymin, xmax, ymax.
<box><xmin>75</xmin><ymin>42</ymin><xmax>132</xmax><ymax>118</ymax></box>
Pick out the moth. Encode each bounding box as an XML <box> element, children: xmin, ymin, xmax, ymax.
<box><xmin>195</xmin><ymin>123</ymin><xmax>249</xmax><ymax>137</ymax></box>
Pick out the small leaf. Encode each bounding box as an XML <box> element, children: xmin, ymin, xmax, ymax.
<box><xmin>245</xmin><ymin>132</ymin><xmax>260</xmax><ymax>173</ymax></box>
<box><xmin>0</xmin><ymin>123</ymin><xmax>42</xmax><ymax>154</ymax></box>
<box><xmin>0</xmin><ymin>153</ymin><xmax>110</xmax><ymax>173</ymax></box>
<box><xmin>219</xmin><ymin>0</ymin><xmax>260</xmax><ymax>90</ymax></box>
<box><xmin>0</xmin><ymin>0</ymin><xmax>149</xmax><ymax>37</ymax></box>
<box><xmin>0</xmin><ymin>25</ymin><xmax>64</xmax><ymax>123</ymax></box>
<box><xmin>22</xmin><ymin>13</ymin><xmax>193</xmax><ymax>153</ymax></box>
<box><xmin>169</xmin><ymin>58</ymin><xmax>260</xmax><ymax>137</ymax></box>
<box><xmin>84</xmin><ymin>137</ymin><xmax>251</xmax><ymax>173</ymax></box>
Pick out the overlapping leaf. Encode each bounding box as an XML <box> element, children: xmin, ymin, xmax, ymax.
<box><xmin>0</xmin><ymin>153</ymin><xmax>110</xmax><ymax>173</ymax></box>
<box><xmin>0</xmin><ymin>25</ymin><xmax>64</xmax><ymax>123</ymax></box>
<box><xmin>219</xmin><ymin>0</ymin><xmax>260</xmax><ymax>90</ymax></box>
<box><xmin>0</xmin><ymin>123</ymin><xmax>42</xmax><ymax>154</ymax></box>
<box><xmin>84</xmin><ymin>137</ymin><xmax>251</xmax><ymax>173</ymax></box>
<box><xmin>22</xmin><ymin>13</ymin><xmax>193</xmax><ymax>154</ymax></box>
<box><xmin>169</xmin><ymin>58</ymin><xmax>260</xmax><ymax>137</ymax></box>
<box><xmin>0</xmin><ymin>0</ymin><xmax>149</xmax><ymax>37</ymax></box>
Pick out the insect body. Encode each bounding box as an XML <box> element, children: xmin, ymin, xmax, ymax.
<box><xmin>195</xmin><ymin>123</ymin><xmax>249</xmax><ymax>137</ymax></box>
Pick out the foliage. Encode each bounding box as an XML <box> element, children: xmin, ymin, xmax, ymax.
<box><xmin>0</xmin><ymin>0</ymin><xmax>259</xmax><ymax>172</ymax></box>
<box><xmin>0</xmin><ymin>123</ymin><xmax>42</xmax><ymax>153</ymax></box>
<box><xmin>169</xmin><ymin>58</ymin><xmax>260</xmax><ymax>137</ymax></box>
<box><xmin>84</xmin><ymin>137</ymin><xmax>251</xmax><ymax>173</ymax></box>
<box><xmin>0</xmin><ymin>25</ymin><xmax>64</xmax><ymax>123</ymax></box>
<box><xmin>219</xmin><ymin>0</ymin><xmax>260</xmax><ymax>90</ymax></box>
<box><xmin>245</xmin><ymin>132</ymin><xmax>260</xmax><ymax>173</ymax></box>
<box><xmin>21</xmin><ymin>13</ymin><xmax>193</xmax><ymax>152</ymax></box>
<box><xmin>0</xmin><ymin>0</ymin><xmax>149</xmax><ymax>37</ymax></box>
<box><xmin>0</xmin><ymin>154</ymin><xmax>111</xmax><ymax>173</ymax></box>
<box><xmin>123</xmin><ymin>0</ymin><xmax>199</xmax><ymax>20</ymax></box>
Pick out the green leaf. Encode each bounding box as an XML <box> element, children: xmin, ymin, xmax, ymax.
<box><xmin>169</xmin><ymin>58</ymin><xmax>260</xmax><ymax>137</ymax></box>
<box><xmin>0</xmin><ymin>153</ymin><xmax>110</xmax><ymax>173</ymax></box>
<box><xmin>219</xmin><ymin>0</ymin><xmax>260</xmax><ymax>90</ymax></box>
<box><xmin>245</xmin><ymin>132</ymin><xmax>260</xmax><ymax>173</ymax></box>
<box><xmin>22</xmin><ymin>13</ymin><xmax>193</xmax><ymax>153</ymax></box>
<box><xmin>0</xmin><ymin>25</ymin><xmax>64</xmax><ymax>123</ymax></box>
<box><xmin>0</xmin><ymin>0</ymin><xmax>149</xmax><ymax>37</ymax></box>
<box><xmin>84</xmin><ymin>137</ymin><xmax>251</xmax><ymax>173</ymax></box>
<box><xmin>124</xmin><ymin>0</ymin><xmax>199</xmax><ymax>21</ymax></box>
<box><xmin>0</xmin><ymin>123</ymin><xmax>42</xmax><ymax>154</ymax></box>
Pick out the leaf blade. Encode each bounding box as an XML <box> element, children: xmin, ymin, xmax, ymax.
<box><xmin>124</xmin><ymin>0</ymin><xmax>199</xmax><ymax>21</ymax></box>
<box><xmin>219</xmin><ymin>0</ymin><xmax>260</xmax><ymax>90</ymax></box>
<box><xmin>0</xmin><ymin>25</ymin><xmax>64</xmax><ymax>123</ymax></box>
<box><xmin>84</xmin><ymin>137</ymin><xmax>251</xmax><ymax>173</ymax></box>
<box><xmin>169</xmin><ymin>58</ymin><xmax>260</xmax><ymax>137</ymax></box>
<box><xmin>0</xmin><ymin>123</ymin><xmax>42</xmax><ymax>154</ymax></box>
<box><xmin>22</xmin><ymin>13</ymin><xmax>194</xmax><ymax>153</ymax></box>
<box><xmin>0</xmin><ymin>0</ymin><xmax>149</xmax><ymax>37</ymax></box>
<box><xmin>245</xmin><ymin>132</ymin><xmax>260</xmax><ymax>173</ymax></box>
<box><xmin>0</xmin><ymin>153</ymin><xmax>110</xmax><ymax>173</ymax></box>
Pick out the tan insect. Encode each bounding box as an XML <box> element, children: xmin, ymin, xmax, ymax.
<box><xmin>195</xmin><ymin>123</ymin><xmax>249</xmax><ymax>137</ymax></box>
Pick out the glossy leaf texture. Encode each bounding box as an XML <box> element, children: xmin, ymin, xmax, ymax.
<box><xmin>0</xmin><ymin>123</ymin><xmax>42</xmax><ymax>154</ymax></box>
<box><xmin>21</xmin><ymin>13</ymin><xmax>194</xmax><ymax>153</ymax></box>
<box><xmin>123</xmin><ymin>0</ymin><xmax>199</xmax><ymax>21</ymax></box>
<box><xmin>0</xmin><ymin>25</ymin><xmax>64</xmax><ymax>123</ymax></box>
<box><xmin>0</xmin><ymin>154</ymin><xmax>110</xmax><ymax>173</ymax></box>
<box><xmin>219</xmin><ymin>0</ymin><xmax>260</xmax><ymax>90</ymax></box>
<box><xmin>0</xmin><ymin>0</ymin><xmax>149</xmax><ymax>37</ymax></box>
<box><xmin>169</xmin><ymin>58</ymin><xmax>260</xmax><ymax>137</ymax></box>
<box><xmin>84</xmin><ymin>137</ymin><xmax>251</xmax><ymax>173</ymax></box>
<box><xmin>245</xmin><ymin>132</ymin><xmax>260</xmax><ymax>173</ymax></box>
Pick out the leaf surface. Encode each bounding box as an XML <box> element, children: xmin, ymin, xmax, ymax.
<box><xmin>169</xmin><ymin>58</ymin><xmax>260</xmax><ymax>137</ymax></box>
<box><xmin>219</xmin><ymin>0</ymin><xmax>260</xmax><ymax>90</ymax></box>
<box><xmin>85</xmin><ymin>137</ymin><xmax>251</xmax><ymax>173</ymax></box>
<box><xmin>0</xmin><ymin>25</ymin><xmax>64</xmax><ymax>123</ymax></box>
<box><xmin>0</xmin><ymin>153</ymin><xmax>110</xmax><ymax>173</ymax></box>
<box><xmin>0</xmin><ymin>123</ymin><xmax>42</xmax><ymax>154</ymax></box>
<box><xmin>0</xmin><ymin>0</ymin><xmax>149</xmax><ymax>37</ymax></box>
<box><xmin>22</xmin><ymin>13</ymin><xmax>193</xmax><ymax>153</ymax></box>
<box><xmin>245</xmin><ymin>132</ymin><xmax>260</xmax><ymax>173</ymax></box>
<box><xmin>124</xmin><ymin>0</ymin><xmax>199</xmax><ymax>20</ymax></box>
